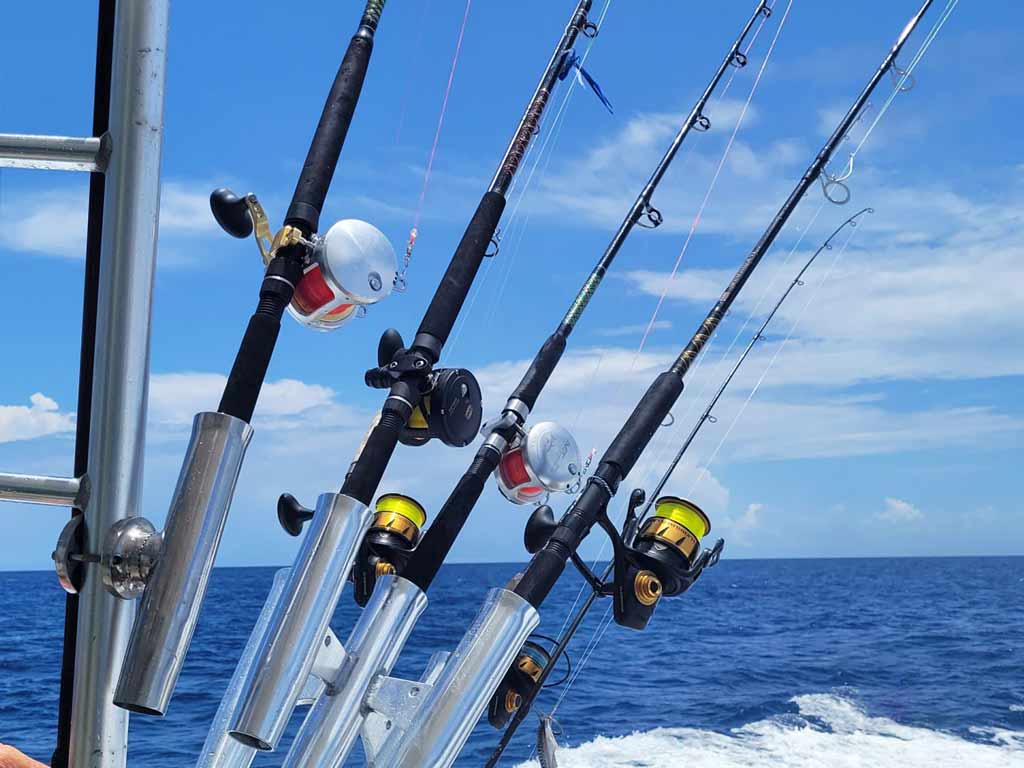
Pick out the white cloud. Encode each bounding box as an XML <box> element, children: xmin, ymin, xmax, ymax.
<box><xmin>877</xmin><ymin>497</ymin><xmax>923</xmax><ymax>523</ymax></box>
<box><xmin>0</xmin><ymin>181</ymin><xmax>219</xmax><ymax>261</ymax></box>
<box><xmin>595</xmin><ymin>319</ymin><xmax>672</xmax><ymax>337</ymax></box>
<box><xmin>0</xmin><ymin>393</ymin><xmax>75</xmax><ymax>443</ymax></box>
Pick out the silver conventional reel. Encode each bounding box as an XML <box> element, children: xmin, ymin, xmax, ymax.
<box><xmin>495</xmin><ymin>421</ymin><xmax>581</xmax><ymax>505</ymax></box>
<box><xmin>210</xmin><ymin>188</ymin><xmax>398</xmax><ymax>331</ymax></box>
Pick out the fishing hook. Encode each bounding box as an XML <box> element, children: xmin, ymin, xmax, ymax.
<box><xmin>485</xmin><ymin>228</ymin><xmax>501</xmax><ymax>258</ymax></box>
<box><xmin>662</xmin><ymin>412</ymin><xmax>675</xmax><ymax>428</ymax></box>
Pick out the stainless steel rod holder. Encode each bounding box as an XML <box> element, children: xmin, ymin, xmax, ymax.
<box><xmin>379</xmin><ymin>588</ymin><xmax>539</xmax><ymax>768</ymax></box>
<box><xmin>196</xmin><ymin>569</ymin><xmax>292</xmax><ymax>768</ymax></box>
<box><xmin>284</xmin><ymin>574</ymin><xmax>428</xmax><ymax>768</ymax></box>
<box><xmin>228</xmin><ymin>492</ymin><xmax>373</xmax><ymax>751</ymax></box>
<box><xmin>114</xmin><ymin>411</ymin><xmax>253</xmax><ymax>715</ymax></box>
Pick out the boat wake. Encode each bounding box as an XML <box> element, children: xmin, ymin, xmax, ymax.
<box><xmin>513</xmin><ymin>693</ymin><xmax>1024</xmax><ymax>767</ymax></box>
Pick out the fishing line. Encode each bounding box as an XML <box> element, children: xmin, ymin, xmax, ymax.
<box><xmin>685</xmin><ymin>218</ymin><xmax>862</xmax><ymax>500</ymax></box>
<box><xmin>397</xmin><ymin>0</ymin><xmax>473</xmax><ymax>288</ymax></box>
<box><xmin>445</xmin><ymin>0</ymin><xmax>613</xmax><ymax>358</ymax></box>
<box><xmin>393</xmin><ymin>0</ymin><xmax>433</xmax><ymax>146</ymax></box>
<box><xmin>822</xmin><ymin>0</ymin><xmax>959</xmax><ymax>201</ymax></box>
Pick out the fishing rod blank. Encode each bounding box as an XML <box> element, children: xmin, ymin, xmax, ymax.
<box><xmin>218</xmin><ymin>1</ymin><xmax>601</xmax><ymax>756</ymax></box>
<box><xmin>273</xmin><ymin>5</ymin><xmax>774</xmax><ymax>767</ymax></box>
<box><xmin>380</xmin><ymin>2</ymin><xmax>936</xmax><ymax>765</ymax></box>
<box><xmin>111</xmin><ymin>0</ymin><xmax>393</xmax><ymax>717</ymax></box>
<box><xmin>485</xmin><ymin>206</ymin><xmax>874</xmax><ymax>766</ymax></box>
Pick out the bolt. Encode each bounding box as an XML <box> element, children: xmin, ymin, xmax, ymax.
<box><xmin>459</xmin><ymin>383</ymin><xmax>468</xmax><ymax>397</ymax></box>
<box><xmin>368</xmin><ymin>271</ymin><xmax>383</xmax><ymax>291</ymax></box>
<box><xmin>409</xmin><ymin>687</ymin><xmax>420</xmax><ymax>697</ymax></box>
<box><xmin>568</xmin><ymin>463</ymin><xmax>578</xmax><ymax>475</ymax></box>
<box><xmin>414</xmin><ymin>359</ymin><xmax>426</xmax><ymax>368</ymax></box>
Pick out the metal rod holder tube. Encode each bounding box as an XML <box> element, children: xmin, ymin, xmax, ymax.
<box><xmin>229</xmin><ymin>492</ymin><xmax>373</xmax><ymax>751</ymax></box>
<box><xmin>0</xmin><ymin>472</ymin><xmax>82</xmax><ymax>506</ymax></box>
<box><xmin>284</xmin><ymin>575</ymin><xmax>428</xmax><ymax>768</ymax></box>
<box><xmin>196</xmin><ymin>569</ymin><xmax>292</xmax><ymax>768</ymax></box>
<box><xmin>0</xmin><ymin>133</ymin><xmax>108</xmax><ymax>171</ymax></box>
<box><xmin>379</xmin><ymin>589</ymin><xmax>539</xmax><ymax>768</ymax></box>
<box><xmin>114</xmin><ymin>411</ymin><xmax>253</xmax><ymax>715</ymax></box>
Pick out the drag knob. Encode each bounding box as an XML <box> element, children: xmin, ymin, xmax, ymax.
<box><xmin>524</xmin><ymin>504</ymin><xmax>557</xmax><ymax>555</ymax></box>
<box><xmin>277</xmin><ymin>493</ymin><xmax>315</xmax><ymax>537</ymax></box>
<box><xmin>210</xmin><ymin>187</ymin><xmax>254</xmax><ymax>238</ymax></box>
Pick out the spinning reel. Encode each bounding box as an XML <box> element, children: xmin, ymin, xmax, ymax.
<box><xmin>525</xmin><ymin>488</ymin><xmax>724</xmax><ymax>631</ymax></box>
<box><xmin>210</xmin><ymin>187</ymin><xmax>397</xmax><ymax>330</ymax></box>
<box><xmin>494</xmin><ymin>421</ymin><xmax>581</xmax><ymax>505</ymax></box>
<box><xmin>487</xmin><ymin>635</ymin><xmax>568</xmax><ymax>730</ymax></box>
<box><xmin>350</xmin><ymin>493</ymin><xmax>428</xmax><ymax>605</ymax></box>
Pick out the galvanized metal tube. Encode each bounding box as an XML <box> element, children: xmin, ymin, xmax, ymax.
<box><xmin>0</xmin><ymin>472</ymin><xmax>81</xmax><ymax>506</ymax></box>
<box><xmin>284</xmin><ymin>575</ymin><xmax>428</xmax><ymax>768</ymax></box>
<box><xmin>229</xmin><ymin>493</ymin><xmax>373</xmax><ymax>751</ymax></box>
<box><xmin>379</xmin><ymin>589</ymin><xmax>539</xmax><ymax>768</ymax></box>
<box><xmin>0</xmin><ymin>133</ymin><xmax>108</xmax><ymax>171</ymax></box>
<box><xmin>114</xmin><ymin>411</ymin><xmax>253</xmax><ymax>715</ymax></box>
<box><xmin>196</xmin><ymin>569</ymin><xmax>292</xmax><ymax>768</ymax></box>
<box><xmin>68</xmin><ymin>0</ymin><xmax>168</xmax><ymax>764</ymax></box>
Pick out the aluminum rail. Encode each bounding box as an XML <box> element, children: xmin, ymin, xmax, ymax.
<box><xmin>65</xmin><ymin>0</ymin><xmax>169</xmax><ymax>765</ymax></box>
<box><xmin>0</xmin><ymin>133</ymin><xmax>109</xmax><ymax>171</ymax></box>
<box><xmin>0</xmin><ymin>472</ymin><xmax>83</xmax><ymax>507</ymax></box>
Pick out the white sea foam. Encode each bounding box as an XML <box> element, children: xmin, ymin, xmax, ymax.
<box><xmin>513</xmin><ymin>693</ymin><xmax>1024</xmax><ymax>767</ymax></box>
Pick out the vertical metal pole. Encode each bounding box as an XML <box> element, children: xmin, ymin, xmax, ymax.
<box><xmin>68</xmin><ymin>1</ymin><xmax>168</xmax><ymax>765</ymax></box>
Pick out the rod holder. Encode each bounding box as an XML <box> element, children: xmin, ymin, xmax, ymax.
<box><xmin>284</xmin><ymin>574</ymin><xmax>428</xmax><ymax>768</ymax></box>
<box><xmin>228</xmin><ymin>492</ymin><xmax>374</xmax><ymax>751</ymax></box>
<box><xmin>114</xmin><ymin>411</ymin><xmax>253</xmax><ymax>715</ymax></box>
<box><xmin>378</xmin><ymin>588</ymin><xmax>539</xmax><ymax>768</ymax></box>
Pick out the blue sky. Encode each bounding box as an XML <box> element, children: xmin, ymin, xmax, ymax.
<box><xmin>0</xmin><ymin>0</ymin><xmax>1020</xmax><ymax>571</ymax></box>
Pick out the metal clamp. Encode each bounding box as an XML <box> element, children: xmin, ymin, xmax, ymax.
<box><xmin>52</xmin><ymin>514</ymin><xmax>162</xmax><ymax>598</ymax></box>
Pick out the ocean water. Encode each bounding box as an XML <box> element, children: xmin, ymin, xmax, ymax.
<box><xmin>1</xmin><ymin>557</ymin><xmax>1022</xmax><ymax>767</ymax></box>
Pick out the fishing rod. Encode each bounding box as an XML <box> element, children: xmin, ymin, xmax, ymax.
<box><xmin>109</xmin><ymin>1</ymin><xmax>395</xmax><ymax>717</ymax></box>
<box><xmin>484</xmin><ymin>206</ymin><xmax>874</xmax><ymax>766</ymax></box>
<box><xmin>375</xmin><ymin>3</ymin><xmax>936</xmax><ymax>766</ymax></box>
<box><xmin>273</xmin><ymin>5</ymin><xmax>775</xmax><ymax>767</ymax></box>
<box><xmin>215</xmin><ymin>1</ymin><xmax>602</xmax><ymax>755</ymax></box>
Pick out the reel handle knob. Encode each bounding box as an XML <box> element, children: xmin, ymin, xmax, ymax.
<box><xmin>210</xmin><ymin>187</ymin><xmax>254</xmax><ymax>239</ymax></box>
<box><xmin>277</xmin><ymin>493</ymin><xmax>315</xmax><ymax>537</ymax></box>
<box><xmin>524</xmin><ymin>504</ymin><xmax>557</xmax><ymax>555</ymax></box>
<box><xmin>378</xmin><ymin>328</ymin><xmax>405</xmax><ymax>367</ymax></box>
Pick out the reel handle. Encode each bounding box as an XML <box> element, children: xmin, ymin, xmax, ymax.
<box><xmin>210</xmin><ymin>187</ymin><xmax>254</xmax><ymax>239</ymax></box>
<box><xmin>277</xmin><ymin>493</ymin><xmax>315</xmax><ymax>537</ymax></box>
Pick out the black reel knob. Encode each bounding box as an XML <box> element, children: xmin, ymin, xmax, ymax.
<box><xmin>524</xmin><ymin>504</ymin><xmax>557</xmax><ymax>555</ymax></box>
<box><xmin>278</xmin><ymin>493</ymin><xmax>315</xmax><ymax>537</ymax></box>
<box><xmin>210</xmin><ymin>187</ymin><xmax>254</xmax><ymax>239</ymax></box>
<box><xmin>377</xmin><ymin>328</ymin><xmax>405</xmax><ymax>367</ymax></box>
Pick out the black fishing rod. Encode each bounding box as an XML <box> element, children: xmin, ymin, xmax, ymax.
<box><xmin>355</xmin><ymin>0</ymin><xmax>774</xmax><ymax>606</ymax></box>
<box><xmin>484</xmin><ymin>206</ymin><xmax>874</xmax><ymax>766</ymax></box>
<box><xmin>512</xmin><ymin>0</ymin><xmax>934</xmax><ymax>613</ymax></box>
<box><xmin>114</xmin><ymin>0</ymin><xmax>391</xmax><ymax>716</ymax></box>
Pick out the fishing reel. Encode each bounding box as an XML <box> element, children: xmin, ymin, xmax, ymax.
<box><xmin>526</xmin><ymin>489</ymin><xmax>723</xmax><ymax>631</ymax></box>
<box><xmin>494</xmin><ymin>421</ymin><xmax>581</xmax><ymax>505</ymax></box>
<box><xmin>365</xmin><ymin>328</ymin><xmax>483</xmax><ymax>448</ymax></box>
<box><xmin>210</xmin><ymin>187</ymin><xmax>397</xmax><ymax>330</ymax></box>
<box><xmin>350</xmin><ymin>493</ymin><xmax>428</xmax><ymax>606</ymax></box>
<box><xmin>487</xmin><ymin>635</ymin><xmax>567</xmax><ymax>730</ymax></box>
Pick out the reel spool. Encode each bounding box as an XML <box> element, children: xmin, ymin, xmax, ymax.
<box><xmin>351</xmin><ymin>493</ymin><xmax>428</xmax><ymax>606</ymax></box>
<box><xmin>398</xmin><ymin>368</ymin><xmax>482</xmax><ymax>448</ymax></box>
<box><xmin>633</xmin><ymin>496</ymin><xmax>711</xmax><ymax>597</ymax></box>
<box><xmin>495</xmin><ymin>422</ymin><xmax>581</xmax><ymax>505</ymax></box>
<box><xmin>487</xmin><ymin>639</ymin><xmax>553</xmax><ymax>729</ymax></box>
<box><xmin>288</xmin><ymin>219</ymin><xmax>397</xmax><ymax>331</ymax></box>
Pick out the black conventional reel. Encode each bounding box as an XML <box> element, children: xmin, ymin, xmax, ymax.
<box><xmin>350</xmin><ymin>493</ymin><xmax>428</xmax><ymax>606</ymax></box>
<box><xmin>558</xmin><ymin>488</ymin><xmax>724</xmax><ymax>631</ymax></box>
<box><xmin>211</xmin><ymin>187</ymin><xmax>397</xmax><ymax>331</ymax></box>
<box><xmin>365</xmin><ymin>328</ymin><xmax>483</xmax><ymax>449</ymax></box>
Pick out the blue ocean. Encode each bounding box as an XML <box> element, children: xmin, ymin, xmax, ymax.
<box><xmin>2</xmin><ymin>558</ymin><xmax>1023</xmax><ymax>766</ymax></box>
